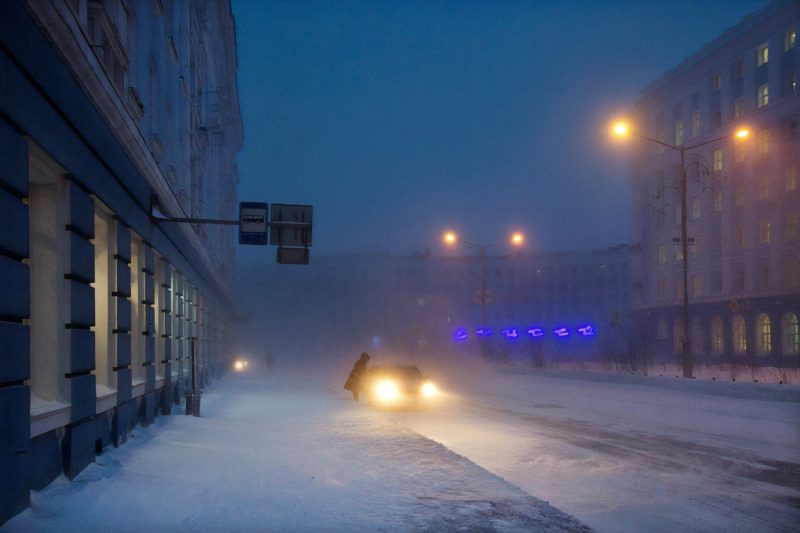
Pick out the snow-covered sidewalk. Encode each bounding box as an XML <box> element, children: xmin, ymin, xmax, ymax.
<box><xmin>3</xmin><ymin>370</ymin><xmax>589</xmax><ymax>532</ymax></box>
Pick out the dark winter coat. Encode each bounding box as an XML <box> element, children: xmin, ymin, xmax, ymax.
<box><xmin>344</xmin><ymin>353</ymin><xmax>370</xmax><ymax>392</ymax></box>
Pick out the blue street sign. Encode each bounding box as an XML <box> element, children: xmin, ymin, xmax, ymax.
<box><xmin>239</xmin><ymin>202</ymin><xmax>268</xmax><ymax>245</ymax></box>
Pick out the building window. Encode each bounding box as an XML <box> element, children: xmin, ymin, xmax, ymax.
<box><xmin>714</xmin><ymin>110</ymin><xmax>722</xmax><ymax>128</ymax></box>
<box><xmin>786</xmin><ymin>164</ymin><xmax>798</xmax><ymax>191</ymax></box>
<box><xmin>713</xmin><ymin>149</ymin><xmax>723</xmax><ymax>172</ymax></box>
<box><xmin>783</xmin><ymin>313</ymin><xmax>799</xmax><ymax>355</ymax></box>
<box><xmin>734</xmin><ymin>59</ymin><xmax>744</xmax><ymax>79</ymax></box>
<box><xmin>28</xmin><ymin>147</ymin><xmax>70</xmax><ymax>410</ymax></box>
<box><xmin>154</xmin><ymin>258</ymin><xmax>168</xmax><ymax>379</ymax></box>
<box><xmin>758</xmin><ymin>221</ymin><xmax>771</xmax><ymax>243</ymax></box>
<box><xmin>712</xmin><ymin>74</ymin><xmax>721</xmax><ymax>91</ymax></box>
<box><xmin>735</xmin><ymin>225</ymin><xmax>745</xmax><ymax>248</ymax></box>
<box><xmin>675</xmin><ymin>119</ymin><xmax>684</xmax><ymax>145</ymax></box>
<box><xmin>758</xmin><ymin>84</ymin><xmax>769</xmax><ymax>107</ymax></box>
<box><xmin>734</xmin><ymin>185</ymin><xmax>744</xmax><ymax>206</ymax></box>
<box><xmin>760</xmin><ymin>263</ymin><xmax>770</xmax><ymax>288</ymax></box>
<box><xmin>734</xmin><ymin>144</ymin><xmax>745</xmax><ymax>163</ymax></box>
<box><xmin>711</xmin><ymin>317</ymin><xmax>724</xmax><ymax>355</ymax></box>
<box><xmin>691</xmin><ymin>197</ymin><xmax>701</xmax><ymax>219</ymax></box>
<box><xmin>713</xmin><ymin>190</ymin><xmax>722</xmax><ymax>212</ymax></box>
<box><xmin>691</xmin><ymin>111</ymin><xmax>700</xmax><ymax>137</ymax></box>
<box><xmin>757</xmin><ymin>44</ymin><xmax>768</xmax><ymax>66</ymax></box>
<box><xmin>732</xmin><ymin>315</ymin><xmax>747</xmax><ymax>354</ymax></box>
<box><xmin>734</xmin><ymin>98</ymin><xmax>745</xmax><ymax>118</ymax></box>
<box><xmin>786</xmin><ymin>213</ymin><xmax>799</xmax><ymax>239</ymax></box>
<box><xmin>676</xmin><ymin>277</ymin><xmax>684</xmax><ymax>300</ymax></box>
<box><xmin>93</xmin><ymin>207</ymin><xmax>117</xmax><ymax>397</ymax></box>
<box><xmin>690</xmin><ymin>236</ymin><xmax>700</xmax><ymax>257</ymax></box>
<box><xmin>130</xmin><ymin>234</ymin><xmax>146</xmax><ymax>385</ymax></box>
<box><xmin>758</xmin><ymin>175</ymin><xmax>770</xmax><ymax>199</ymax></box>
<box><xmin>692</xmin><ymin>275</ymin><xmax>702</xmax><ymax>297</ymax></box>
<box><xmin>787</xmin><ymin>257</ymin><xmax>799</xmax><ymax>287</ymax></box>
<box><xmin>758</xmin><ymin>129</ymin><xmax>770</xmax><ymax>155</ymax></box>
<box><xmin>786</xmin><ymin>30</ymin><xmax>797</xmax><ymax>51</ymax></box>
<box><xmin>735</xmin><ymin>267</ymin><xmax>746</xmax><ymax>291</ymax></box>
<box><xmin>657</xmin><ymin>244</ymin><xmax>666</xmax><ymax>265</ymax></box>
<box><xmin>756</xmin><ymin>314</ymin><xmax>772</xmax><ymax>354</ymax></box>
<box><xmin>657</xmin><ymin>279</ymin><xmax>667</xmax><ymax>301</ymax></box>
<box><xmin>656</xmin><ymin>319</ymin><xmax>668</xmax><ymax>339</ymax></box>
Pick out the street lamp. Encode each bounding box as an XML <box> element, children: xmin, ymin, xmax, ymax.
<box><xmin>611</xmin><ymin>120</ymin><xmax>750</xmax><ymax>378</ymax></box>
<box><xmin>442</xmin><ymin>230</ymin><xmax>525</xmax><ymax>331</ymax></box>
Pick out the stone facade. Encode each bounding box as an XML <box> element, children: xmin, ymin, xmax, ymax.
<box><xmin>0</xmin><ymin>0</ymin><xmax>242</xmax><ymax>524</ymax></box>
<box><xmin>630</xmin><ymin>1</ymin><xmax>800</xmax><ymax>369</ymax></box>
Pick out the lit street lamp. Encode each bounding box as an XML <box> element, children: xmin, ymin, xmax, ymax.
<box><xmin>442</xmin><ymin>230</ymin><xmax>525</xmax><ymax>331</ymax></box>
<box><xmin>611</xmin><ymin>120</ymin><xmax>750</xmax><ymax>378</ymax></box>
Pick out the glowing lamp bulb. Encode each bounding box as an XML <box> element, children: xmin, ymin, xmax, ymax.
<box><xmin>510</xmin><ymin>232</ymin><xmax>524</xmax><ymax>246</ymax></box>
<box><xmin>234</xmin><ymin>360</ymin><xmax>244</xmax><ymax>371</ymax></box>
<box><xmin>443</xmin><ymin>231</ymin><xmax>457</xmax><ymax>245</ymax></box>
<box><xmin>612</xmin><ymin>121</ymin><xmax>630</xmax><ymax>137</ymax></box>
<box><xmin>421</xmin><ymin>382</ymin><xmax>438</xmax><ymax>398</ymax></box>
<box><xmin>735</xmin><ymin>128</ymin><xmax>749</xmax><ymax>139</ymax></box>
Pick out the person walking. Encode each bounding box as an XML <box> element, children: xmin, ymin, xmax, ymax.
<box><xmin>344</xmin><ymin>352</ymin><xmax>370</xmax><ymax>401</ymax></box>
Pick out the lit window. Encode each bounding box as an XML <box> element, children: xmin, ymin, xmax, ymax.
<box><xmin>758</xmin><ymin>175</ymin><xmax>770</xmax><ymax>199</ymax></box>
<box><xmin>657</xmin><ymin>244</ymin><xmax>666</xmax><ymax>265</ymax></box>
<box><xmin>735</xmin><ymin>226</ymin><xmax>745</xmax><ymax>247</ymax></box>
<box><xmin>691</xmin><ymin>197</ymin><xmax>701</xmax><ymax>219</ymax></box>
<box><xmin>786</xmin><ymin>30</ymin><xmax>797</xmax><ymax>51</ymax></box>
<box><xmin>758</xmin><ymin>130</ymin><xmax>770</xmax><ymax>155</ymax></box>
<box><xmin>734</xmin><ymin>98</ymin><xmax>745</xmax><ymax>118</ymax></box>
<box><xmin>786</xmin><ymin>213</ymin><xmax>799</xmax><ymax>239</ymax></box>
<box><xmin>712</xmin><ymin>74</ymin><xmax>721</xmax><ymax>90</ymax></box>
<box><xmin>758</xmin><ymin>84</ymin><xmax>769</xmax><ymax>107</ymax></box>
<box><xmin>691</xmin><ymin>111</ymin><xmax>700</xmax><ymax>137</ymax></box>
<box><xmin>675</xmin><ymin>119</ymin><xmax>684</xmax><ymax>145</ymax></box>
<box><xmin>783</xmin><ymin>313</ymin><xmax>800</xmax><ymax>354</ymax></box>
<box><xmin>711</xmin><ymin>317</ymin><xmax>724</xmax><ymax>355</ymax></box>
<box><xmin>713</xmin><ymin>190</ymin><xmax>722</xmax><ymax>212</ymax></box>
<box><xmin>732</xmin><ymin>315</ymin><xmax>747</xmax><ymax>354</ymax></box>
<box><xmin>786</xmin><ymin>164</ymin><xmax>797</xmax><ymax>191</ymax></box>
<box><xmin>713</xmin><ymin>149</ymin><xmax>723</xmax><ymax>171</ymax></box>
<box><xmin>759</xmin><ymin>221</ymin><xmax>771</xmax><ymax>243</ymax></box>
<box><xmin>757</xmin><ymin>44</ymin><xmax>768</xmax><ymax>66</ymax></box>
<box><xmin>692</xmin><ymin>275</ymin><xmax>702</xmax><ymax>297</ymax></box>
<box><xmin>734</xmin><ymin>185</ymin><xmax>745</xmax><ymax>206</ymax></box>
<box><xmin>756</xmin><ymin>314</ymin><xmax>772</xmax><ymax>354</ymax></box>
<box><xmin>94</xmin><ymin>208</ymin><xmax>118</xmax><ymax>397</ymax></box>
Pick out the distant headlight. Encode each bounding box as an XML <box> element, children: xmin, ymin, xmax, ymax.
<box><xmin>234</xmin><ymin>360</ymin><xmax>246</xmax><ymax>371</ymax></box>
<box><xmin>421</xmin><ymin>382</ymin><xmax>438</xmax><ymax>397</ymax></box>
<box><xmin>375</xmin><ymin>380</ymin><xmax>399</xmax><ymax>401</ymax></box>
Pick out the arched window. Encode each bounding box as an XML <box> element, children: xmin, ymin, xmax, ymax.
<box><xmin>673</xmin><ymin>319</ymin><xmax>684</xmax><ymax>355</ymax></box>
<box><xmin>711</xmin><ymin>317</ymin><xmax>724</xmax><ymax>355</ymax></box>
<box><xmin>732</xmin><ymin>315</ymin><xmax>747</xmax><ymax>354</ymax></box>
<box><xmin>692</xmin><ymin>318</ymin><xmax>704</xmax><ymax>355</ymax></box>
<box><xmin>656</xmin><ymin>319</ymin><xmax>668</xmax><ymax>339</ymax></box>
<box><xmin>783</xmin><ymin>313</ymin><xmax>800</xmax><ymax>355</ymax></box>
<box><xmin>756</xmin><ymin>314</ymin><xmax>772</xmax><ymax>354</ymax></box>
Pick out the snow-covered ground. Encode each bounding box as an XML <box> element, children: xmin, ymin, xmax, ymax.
<box><xmin>3</xmin><ymin>368</ymin><xmax>589</xmax><ymax>532</ymax></box>
<box><xmin>394</xmin><ymin>365</ymin><xmax>800</xmax><ymax>533</ymax></box>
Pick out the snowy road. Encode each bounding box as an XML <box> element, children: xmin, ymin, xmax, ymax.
<box><xmin>3</xmin><ymin>369</ymin><xmax>589</xmax><ymax>532</ymax></box>
<box><xmin>394</xmin><ymin>368</ymin><xmax>800</xmax><ymax>533</ymax></box>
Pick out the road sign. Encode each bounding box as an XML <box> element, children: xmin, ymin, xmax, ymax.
<box><xmin>239</xmin><ymin>202</ymin><xmax>268</xmax><ymax>245</ymax></box>
<box><xmin>270</xmin><ymin>204</ymin><xmax>313</xmax><ymax>247</ymax></box>
<box><xmin>277</xmin><ymin>247</ymin><xmax>310</xmax><ymax>265</ymax></box>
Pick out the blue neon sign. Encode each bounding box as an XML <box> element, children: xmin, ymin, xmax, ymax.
<box><xmin>501</xmin><ymin>328</ymin><xmax>519</xmax><ymax>339</ymax></box>
<box><xmin>527</xmin><ymin>328</ymin><xmax>544</xmax><ymax>337</ymax></box>
<box><xmin>454</xmin><ymin>328</ymin><xmax>468</xmax><ymax>341</ymax></box>
<box><xmin>554</xmin><ymin>327</ymin><xmax>570</xmax><ymax>337</ymax></box>
<box><xmin>578</xmin><ymin>324</ymin><xmax>596</xmax><ymax>336</ymax></box>
<box><xmin>476</xmin><ymin>328</ymin><xmax>493</xmax><ymax>337</ymax></box>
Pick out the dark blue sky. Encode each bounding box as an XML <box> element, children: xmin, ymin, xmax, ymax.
<box><xmin>233</xmin><ymin>0</ymin><xmax>765</xmax><ymax>261</ymax></box>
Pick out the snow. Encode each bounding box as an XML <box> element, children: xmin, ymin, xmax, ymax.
<box><xmin>3</xmin><ymin>367</ymin><xmax>589</xmax><ymax>532</ymax></box>
<box><xmin>397</xmin><ymin>363</ymin><xmax>800</xmax><ymax>533</ymax></box>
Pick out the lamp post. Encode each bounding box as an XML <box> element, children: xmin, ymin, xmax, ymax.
<box><xmin>612</xmin><ymin>121</ymin><xmax>749</xmax><ymax>378</ymax></box>
<box><xmin>442</xmin><ymin>230</ymin><xmax>525</xmax><ymax>331</ymax></box>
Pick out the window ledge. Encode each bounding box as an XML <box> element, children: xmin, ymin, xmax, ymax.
<box><xmin>31</xmin><ymin>400</ymin><xmax>71</xmax><ymax>438</ymax></box>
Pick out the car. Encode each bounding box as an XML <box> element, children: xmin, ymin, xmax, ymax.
<box><xmin>359</xmin><ymin>364</ymin><xmax>440</xmax><ymax>409</ymax></box>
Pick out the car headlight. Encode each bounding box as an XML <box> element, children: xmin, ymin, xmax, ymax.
<box><xmin>234</xmin><ymin>360</ymin><xmax>246</xmax><ymax>371</ymax></box>
<box><xmin>375</xmin><ymin>380</ymin><xmax>399</xmax><ymax>401</ymax></box>
<box><xmin>421</xmin><ymin>381</ymin><xmax>438</xmax><ymax>397</ymax></box>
